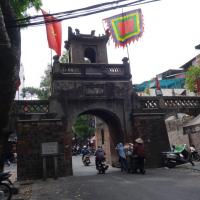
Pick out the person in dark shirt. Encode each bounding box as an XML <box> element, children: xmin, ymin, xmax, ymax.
<box><xmin>81</xmin><ymin>146</ymin><xmax>90</xmax><ymax>161</ymax></box>
<box><xmin>94</xmin><ymin>146</ymin><xmax>105</xmax><ymax>169</ymax></box>
<box><xmin>132</xmin><ymin>138</ymin><xmax>145</xmax><ymax>174</ymax></box>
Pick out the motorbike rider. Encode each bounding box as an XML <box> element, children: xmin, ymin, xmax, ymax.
<box><xmin>94</xmin><ymin>146</ymin><xmax>106</xmax><ymax>169</ymax></box>
<box><xmin>81</xmin><ymin>146</ymin><xmax>90</xmax><ymax>162</ymax></box>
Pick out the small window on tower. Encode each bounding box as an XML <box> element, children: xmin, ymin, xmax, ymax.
<box><xmin>84</xmin><ymin>47</ymin><xmax>96</xmax><ymax>63</ymax></box>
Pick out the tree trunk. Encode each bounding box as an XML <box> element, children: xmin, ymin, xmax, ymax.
<box><xmin>0</xmin><ymin>0</ymin><xmax>21</xmax><ymax>172</ymax></box>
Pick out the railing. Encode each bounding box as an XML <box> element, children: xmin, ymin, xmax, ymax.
<box><xmin>13</xmin><ymin>96</ymin><xmax>200</xmax><ymax>116</ymax></box>
<box><xmin>13</xmin><ymin>100</ymin><xmax>49</xmax><ymax>114</ymax></box>
<box><xmin>53</xmin><ymin>63</ymin><xmax>130</xmax><ymax>78</ymax></box>
<box><xmin>136</xmin><ymin>96</ymin><xmax>200</xmax><ymax>113</ymax></box>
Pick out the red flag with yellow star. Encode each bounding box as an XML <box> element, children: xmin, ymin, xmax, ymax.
<box><xmin>41</xmin><ymin>9</ymin><xmax>62</xmax><ymax>56</ymax></box>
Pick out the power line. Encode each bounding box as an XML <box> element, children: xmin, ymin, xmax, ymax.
<box><xmin>7</xmin><ymin>0</ymin><xmax>143</xmax><ymax>27</ymax></box>
<box><xmin>11</xmin><ymin>0</ymin><xmax>132</xmax><ymax>22</ymax></box>
<box><xmin>6</xmin><ymin>0</ymin><xmax>160</xmax><ymax>28</ymax></box>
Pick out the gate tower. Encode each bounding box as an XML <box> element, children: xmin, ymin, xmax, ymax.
<box><xmin>66</xmin><ymin>27</ymin><xmax>108</xmax><ymax>64</ymax></box>
<box><xmin>50</xmin><ymin>27</ymin><xmax>133</xmax><ymax>169</ymax></box>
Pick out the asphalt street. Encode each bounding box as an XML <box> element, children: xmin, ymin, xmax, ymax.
<box><xmin>27</xmin><ymin>156</ymin><xmax>200</xmax><ymax>200</ymax></box>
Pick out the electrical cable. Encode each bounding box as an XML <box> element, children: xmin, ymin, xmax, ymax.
<box><xmin>10</xmin><ymin>0</ymin><xmax>132</xmax><ymax>22</ymax></box>
<box><xmin>7</xmin><ymin>0</ymin><xmax>151</xmax><ymax>27</ymax></box>
<box><xmin>6</xmin><ymin>0</ymin><xmax>160</xmax><ymax>28</ymax></box>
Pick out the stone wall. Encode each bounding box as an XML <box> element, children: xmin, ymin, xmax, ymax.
<box><xmin>17</xmin><ymin>119</ymin><xmax>72</xmax><ymax>180</ymax></box>
<box><xmin>132</xmin><ymin>113</ymin><xmax>170</xmax><ymax>167</ymax></box>
<box><xmin>165</xmin><ymin>117</ymin><xmax>190</xmax><ymax>147</ymax></box>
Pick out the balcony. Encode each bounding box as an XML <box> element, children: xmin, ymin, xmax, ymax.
<box><xmin>52</xmin><ymin>62</ymin><xmax>131</xmax><ymax>81</ymax></box>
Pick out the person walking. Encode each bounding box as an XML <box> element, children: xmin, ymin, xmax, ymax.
<box><xmin>125</xmin><ymin>143</ymin><xmax>134</xmax><ymax>173</ymax></box>
<box><xmin>116</xmin><ymin>143</ymin><xmax>128</xmax><ymax>172</ymax></box>
<box><xmin>133</xmin><ymin>138</ymin><xmax>146</xmax><ymax>174</ymax></box>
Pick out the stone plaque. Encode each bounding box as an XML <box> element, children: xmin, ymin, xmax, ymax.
<box><xmin>85</xmin><ymin>85</ymin><xmax>104</xmax><ymax>96</ymax></box>
<box><xmin>41</xmin><ymin>142</ymin><xmax>58</xmax><ymax>155</ymax></box>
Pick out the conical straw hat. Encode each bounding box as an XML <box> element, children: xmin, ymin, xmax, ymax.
<box><xmin>135</xmin><ymin>138</ymin><xmax>144</xmax><ymax>144</ymax></box>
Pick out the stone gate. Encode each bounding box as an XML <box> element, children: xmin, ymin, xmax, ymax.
<box><xmin>15</xmin><ymin>27</ymin><xmax>200</xmax><ymax>180</ymax></box>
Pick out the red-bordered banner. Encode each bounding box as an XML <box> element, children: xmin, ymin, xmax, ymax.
<box><xmin>104</xmin><ymin>9</ymin><xmax>144</xmax><ymax>47</ymax></box>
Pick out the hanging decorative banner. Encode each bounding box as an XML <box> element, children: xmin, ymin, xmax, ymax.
<box><xmin>103</xmin><ymin>9</ymin><xmax>144</xmax><ymax>47</ymax></box>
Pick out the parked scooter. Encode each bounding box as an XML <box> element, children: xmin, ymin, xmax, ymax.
<box><xmin>0</xmin><ymin>171</ymin><xmax>13</xmax><ymax>200</ymax></box>
<box><xmin>162</xmin><ymin>144</ymin><xmax>195</xmax><ymax>168</ymax></box>
<box><xmin>96</xmin><ymin>159</ymin><xmax>109</xmax><ymax>174</ymax></box>
<box><xmin>82</xmin><ymin>155</ymin><xmax>91</xmax><ymax>166</ymax></box>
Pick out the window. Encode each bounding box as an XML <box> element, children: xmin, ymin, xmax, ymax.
<box><xmin>84</xmin><ymin>47</ymin><xmax>96</xmax><ymax>63</ymax></box>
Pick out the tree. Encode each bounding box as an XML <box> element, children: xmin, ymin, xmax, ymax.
<box><xmin>10</xmin><ymin>0</ymin><xmax>42</xmax><ymax>20</ymax></box>
<box><xmin>38</xmin><ymin>64</ymin><xmax>51</xmax><ymax>99</ymax></box>
<box><xmin>73</xmin><ymin>115</ymin><xmax>95</xmax><ymax>140</ymax></box>
<box><xmin>185</xmin><ymin>65</ymin><xmax>200</xmax><ymax>93</ymax></box>
<box><xmin>0</xmin><ymin>0</ymin><xmax>42</xmax><ymax>171</ymax></box>
<box><xmin>22</xmin><ymin>50</ymin><xmax>68</xmax><ymax>100</ymax></box>
<box><xmin>22</xmin><ymin>87</ymin><xmax>38</xmax><ymax>99</ymax></box>
<box><xmin>22</xmin><ymin>64</ymin><xmax>51</xmax><ymax>100</ymax></box>
<box><xmin>60</xmin><ymin>50</ymin><xmax>69</xmax><ymax>63</ymax></box>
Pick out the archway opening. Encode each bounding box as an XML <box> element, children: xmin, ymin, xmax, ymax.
<box><xmin>71</xmin><ymin>109</ymin><xmax>124</xmax><ymax>176</ymax></box>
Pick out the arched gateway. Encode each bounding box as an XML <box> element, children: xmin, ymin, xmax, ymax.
<box><xmin>16</xmin><ymin>27</ymin><xmax>170</xmax><ymax>180</ymax></box>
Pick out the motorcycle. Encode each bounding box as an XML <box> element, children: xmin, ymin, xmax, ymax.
<box><xmin>0</xmin><ymin>171</ymin><xmax>13</xmax><ymax>200</ymax></box>
<box><xmin>162</xmin><ymin>144</ymin><xmax>194</xmax><ymax>168</ymax></box>
<box><xmin>83</xmin><ymin>155</ymin><xmax>91</xmax><ymax>166</ymax></box>
<box><xmin>96</xmin><ymin>159</ymin><xmax>109</xmax><ymax>174</ymax></box>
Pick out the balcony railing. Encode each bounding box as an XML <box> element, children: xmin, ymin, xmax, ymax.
<box><xmin>136</xmin><ymin>96</ymin><xmax>200</xmax><ymax>113</ymax></box>
<box><xmin>53</xmin><ymin>63</ymin><xmax>131</xmax><ymax>79</ymax></box>
<box><xmin>13</xmin><ymin>100</ymin><xmax>49</xmax><ymax>114</ymax></box>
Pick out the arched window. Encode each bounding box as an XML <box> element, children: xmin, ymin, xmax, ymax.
<box><xmin>84</xmin><ymin>47</ymin><xmax>96</xmax><ymax>63</ymax></box>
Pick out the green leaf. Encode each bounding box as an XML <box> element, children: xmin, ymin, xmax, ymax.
<box><xmin>185</xmin><ymin>65</ymin><xmax>200</xmax><ymax>93</ymax></box>
<box><xmin>10</xmin><ymin>0</ymin><xmax>42</xmax><ymax>21</ymax></box>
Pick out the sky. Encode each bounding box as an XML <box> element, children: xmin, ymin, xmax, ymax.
<box><xmin>21</xmin><ymin>0</ymin><xmax>200</xmax><ymax>87</ymax></box>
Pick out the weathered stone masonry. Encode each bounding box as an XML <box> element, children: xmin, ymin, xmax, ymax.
<box><xmin>17</xmin><ymin>119</ymin><xmax>72</xmax><ymax>180</ymax></box>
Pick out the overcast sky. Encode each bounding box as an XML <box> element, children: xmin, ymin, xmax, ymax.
<box><xmin>21</xmin><ymin>0</ymin><xmax>200</xmax><ymax>87</ymax></box>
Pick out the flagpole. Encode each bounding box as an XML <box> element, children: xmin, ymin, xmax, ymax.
<box><xmin>51</xmin><ymin>49</ymin><xmax>53</xmax><ymax>68</ymax></box>
<box><xmin>48</xmin><ymin>10</ymin><xmax>53</xmax><ymax>69</ymax></box>
<box><xmin>126</xmin><ymin>44</ymin><xmax>130</xmax><ymax>65</ymax></box>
